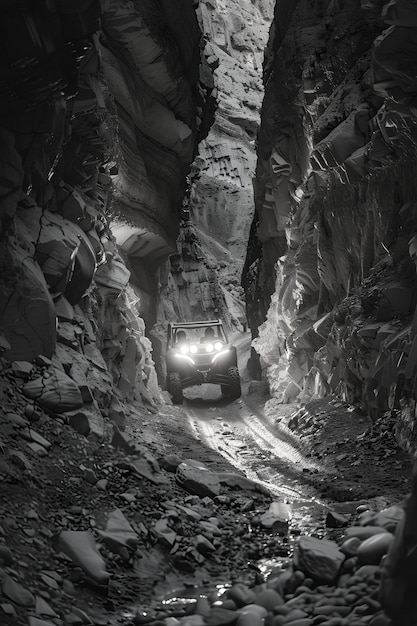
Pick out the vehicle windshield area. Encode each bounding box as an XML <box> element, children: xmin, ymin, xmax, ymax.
<box><xmin>171</xmin><ymin>325</ymin><xmax>225</xmax><ymax>347</ymax></box>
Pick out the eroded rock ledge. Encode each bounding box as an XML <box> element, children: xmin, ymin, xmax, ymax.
<box><xmin>245</xmin><ymin>0</ymin><xmax>417</xmax><ymax>452</ymax></box>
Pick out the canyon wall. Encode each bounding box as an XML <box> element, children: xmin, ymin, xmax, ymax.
<box><xmin>154</xmin><ymin>0</ymin><xmax>274</xmax><ymax>343</ymax></box>
<box><xmin>192</xmin><ymin>0</ymin><xmax>273</xmax><ymax>310</ymax></box>
<box><xmin>246</xmin><ymin>0</ymin><xmax>417</xmax><ymax>452</ymax></box>
<box><xmin>0</xmin><ymin>1</ymin><xmax>214</xmax><ymax>425</ymax></box>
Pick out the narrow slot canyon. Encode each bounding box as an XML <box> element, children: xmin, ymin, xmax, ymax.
<box><xmin>1</xmin><ymin>2</ymin><xmax>417</xmax><ymax>626</ymax></box>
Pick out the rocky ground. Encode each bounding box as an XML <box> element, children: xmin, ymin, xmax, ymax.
<box><xmin>0</xmin><ymin>359</ymin><xmax>414</xmax><ymax>626</ymax></box>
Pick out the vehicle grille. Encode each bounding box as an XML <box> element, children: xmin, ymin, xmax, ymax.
<box><xmin>192</xmin><ymin>352</ymin><xmax>214</xmax><ymax>369</ymax></box>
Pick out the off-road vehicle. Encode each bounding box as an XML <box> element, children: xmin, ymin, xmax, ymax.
<box><xmin>165</xmin><ymin>319</ymin><xmax>241</xmax><ymax>404</ymax></box>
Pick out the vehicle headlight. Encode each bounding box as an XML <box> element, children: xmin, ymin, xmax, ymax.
<box><xmin>190</xmin><ymin>344</ymin><xmax>197</xmax><ymax>354</ymax></box>
<box><xmin>180</xmin><ymin>344</ymin><xmax>189</xmax><ymax>354</ymax></box>
<box><xmin>214</xmin><ymin>341</ymin><xmax>223</xmax><ymax>351</ymax></box>
<box><xmin>205</xmin><ymin>343</ymin><xmax>214</xmax><ymax>353</ymax></box>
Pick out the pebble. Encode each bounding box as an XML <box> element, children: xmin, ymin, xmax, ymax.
<box><xmin>24</xmin><ymin>404</ymin><xmax>35</xmax><ymax>419</ymax></box>
<box><xmin>356</xmin><ymin>505</ymin><xmax>370</xmax><ymax>515</ymax></box>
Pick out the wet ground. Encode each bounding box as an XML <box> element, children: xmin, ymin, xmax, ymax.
<box><xmin>171</xmin><ymin>333</ymin><xmax>325</xmax><ymax>525</ymax></box>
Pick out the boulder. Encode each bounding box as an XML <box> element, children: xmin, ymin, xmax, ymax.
<box><xmin>129</xmin><ymin>457</ymin><xmax>169</xmax><ymax>485</ymax></box>
<box><xmin>158</xmin><ymin>453</ymin><xmax>183</xmax><ymax>472</ymax></box>
<box><xmin>253</xmin><ymin>588</ymin><xmax>284</xmax><ymax>611</ymax></box>
<box><xmin>23</xmin><ymin>368</ymin><xmax>84</xmax><ymax>413</ymax></box>
<box><xmin>56</xmin><ymin>530</ymin><xmax>109</xmax><ymax>586</ymax></box>
<box><xmin>358</xmin><ymin>532</ymin><xmax>394</xmax><ymax>565</ymax></box>
<box><xmin>236</xmin><ymin>604</ymin><xmax>267</xmax><ymax>626</ymax></box>
<box><xmin>195</xmin><ymin>533</ymin><xmax>216</xmax><ymax>555</ymax></box>
<box><xmin>151</xmin><ymin>518</ymin><xmax>177</xmax><ymax>548</ymax></box>
<box><xmin>340</xmin><ymin>536</ymin><xmax>362</xmax><ymax>557</ymax></box>
<box><xmin>260</xmin><ymin>501</ymin><xmax>292</xmax><ymax>533</ymax></box>
<box><xmin>359</xmin><ymin>505</ymin><xmax>404</xmax><ymax>532</ymax></box>
<box><xmin>227</xmin><ymin>583</ymin><xmax>257</xmax><ymax>608</ymax></box>
<box><xmin>325</xmin><ymin>510</ymin><xmax>349</xmax><ymax>528</ymax></box>
<box><xmin>66</xmin><ymin>406</ymin><xmax>105</xmax><ymax>439</ymax></box>
<box><xmin>176</xmin><ymin>461</ymin><xmax>270</xmax><ymax>498</ymax></box>
<box><xmin>96</xmin><ymin>508</ymin><xmax>139</xmax><ymax>557</ymax></box>
<box><xmin>176</xmin><ymin>462</ymin><xmax>221</xmax><ymax>498</ymax></box>
<box><xmin>293</xmin><ymin>536</ymin><xmax>345</xmax><ymax>584</ymax></box>
<box><xmin>345</xmin><ymin>525</ymin><xmax>389</xmax><ymax>539</ymax></box>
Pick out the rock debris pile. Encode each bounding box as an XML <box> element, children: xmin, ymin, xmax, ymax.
<box><xmin>131</xmin><ymin>503</ymin><xmax>415</xmax><ymax>626</ymax></box>
<box><xmin>285</xmin><ymin>397</ymin><xmax>413</xmax><ymax>502</ymax></box>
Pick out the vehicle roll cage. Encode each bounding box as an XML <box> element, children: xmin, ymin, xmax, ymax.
<box><xmin>167</xmin><ymin>319</ymin><xmax>226</xmax><ymax>348</ymax></box>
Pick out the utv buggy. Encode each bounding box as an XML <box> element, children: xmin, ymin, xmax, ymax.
<box><xmin>165</xmin><ymin>319</ymin><xmax>241</xmax><ymax>404</ymax></box>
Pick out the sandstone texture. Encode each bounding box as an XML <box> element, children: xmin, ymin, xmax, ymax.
<box><xmin>0</xmin><ymin>1</ymin><xmax>215</xmax><ymax>414</ymax></box>
<box><xmin>154</xmin><ymin>0</ymin><xmax>274</xmax><ymax>339</ymax></box>
<box><xmin>245</xmin><ymin>0</ymin><xmax>417</xmax><ymax>451</ymax></box>
<box><xmin>192</xmin><ymin>0</ymin><xmax>273</xmax><ymax>307</ymax></box>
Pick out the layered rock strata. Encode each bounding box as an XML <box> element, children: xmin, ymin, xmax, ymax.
<box><xmin>0</xmin><ymin>1</ymin><xmax>214</xmax><ymax>419</ymax></box>
<box><xmin>155</xmin><ymin>0</ymin><xmax>274</xmax><ymax>340</ymax></box>
<box><xmin>101</xmin><ymin>0</ymin><xmax>216</xmax><ymax>292</ymax></box>
<box><xmin>246</xmin><ymin>0</ymin><xmax>417</xmax><ymax>451</ymax></box>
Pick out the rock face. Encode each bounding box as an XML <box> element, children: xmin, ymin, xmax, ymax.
<box><xmin>245</xmin><ymin>0</ymin><xmax>417</xmax><ymax>450</ymax></box>
<box><xmin>192</xmin><ymin>0</ymin><xmax>273</xmax><ymax>302</ymax></box>
<box><xmin>0</xmin><ymin>2</ymin><xmax>214</xmax><ymax>413</ymax></box>
<box><xmin>153</xmin><ymin>0</ymin><xmax>274</xmax><ymax>341</ymax></box>
<box><xmin>103</xmin><ymin>0</ymin><xmax>216</xmax><ymax>297</ymax></box>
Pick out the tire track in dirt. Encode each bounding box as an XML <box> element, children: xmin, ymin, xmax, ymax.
<box><xmin>183</xmin><ymin>389</ymin><xmax>321</xmax><ymax>505</ymax></box>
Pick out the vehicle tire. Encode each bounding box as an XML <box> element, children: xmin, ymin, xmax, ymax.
<box><xmin>169</xmin><ymin>372</ymin><xmax>183</xmax><ymax>405</ymax></box>
<box><xmin>221</xmin><ymin>384</ymin><xmax>229</xmax><ymax>395</ymax></box>
<box><xmin>227</xmin><ymin>366</ymin><xmax>241</xmax><ymax>399</ymax></box>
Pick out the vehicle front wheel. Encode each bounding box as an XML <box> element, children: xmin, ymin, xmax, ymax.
<box><xmin>227</xmin><ymin>366</ymin><xmax>241</xmax><ymax>399</ymax></box>
<box><xmin>169</xmin><ymin>372</ymin><xmax>183</xmax><ymax>404</ymax></box>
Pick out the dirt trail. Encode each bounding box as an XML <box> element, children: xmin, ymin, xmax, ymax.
<box><xmin>170</xmin><ymin>331</ymin><xmax>329</xmax><ymax>534</ymax></box>
<box><xmin>159</xmin><ymin>329</ymin><xmax>413</xmax><ymax>519</ymax></box>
